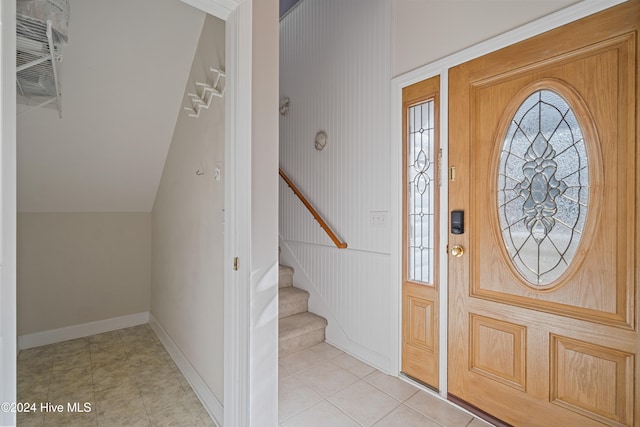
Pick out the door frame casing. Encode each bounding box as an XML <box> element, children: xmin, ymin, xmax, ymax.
<box><xmin>390</xmin><ymin>0</ymin><xmax>628</xmax><ymax>400</ymax></box>
<box><xmin>1</xmin><ymin>0</ymin><xmax>279</xmax><ymax>426</ymax></box>
<box><xmin>1</xmin><ymin>2</ymin><xmax>17</xmax><ymax>426</ymax></box>
<box><xmin>168</xmin><ymin>2</ymin><xmax>280</xmax><ymax>425</ymax></box>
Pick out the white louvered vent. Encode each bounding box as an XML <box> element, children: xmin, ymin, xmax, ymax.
<box><xmin>16</xmin><ymin>0</ymin><xmax>69</xmax><ymax>117</ymax></box>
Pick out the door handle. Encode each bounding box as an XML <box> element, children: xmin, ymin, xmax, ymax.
<box><xmin>450</xmin><ymin>245</ymin><xmax>464</xmax><ymax>257</ymax></box>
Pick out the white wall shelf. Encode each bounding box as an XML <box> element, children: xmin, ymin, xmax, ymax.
<box><xmin>16</xmin><ymin>0</ymin><xmax>69</xmax><ymax>118</ymax></box>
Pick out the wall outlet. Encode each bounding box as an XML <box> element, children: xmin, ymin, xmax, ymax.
<box><xmin>370</xmin><ymin>211</ymin><xmax>388</xmax><ymax>228</ymax></box>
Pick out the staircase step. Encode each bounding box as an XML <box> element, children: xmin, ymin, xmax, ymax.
<box><xmin>279</xmin><ymin>287</ymin><xmax>309</xmax><ymax>319</ymax></box>
<box><xmin>279</xmin><ymin>265</ymin><xmax>294</xmax><ymax>288</ymax></box>
<box><xmin>279</xmin><ymin>312</ymin><xmax>328</xmax><ymax>357</ymax></box>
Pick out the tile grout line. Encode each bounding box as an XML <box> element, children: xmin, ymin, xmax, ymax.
<box><xmin>285</xmin><ymin>356</ymin><xmax>403</xmax><ymax>426</ymax></box>
<box><xmin>360</xmin><ymin>371</ymin><xmax>420</xmax><ymax>403</ymax></box>
<box><xmin>42</xmin><ymin>342</ymin><xmax>60</xmax><ymax>427</ymax></box>
<box><xmin>19</xmin><ymin>326</ymin><xmax>215</xmax><ymax>427</ymax></box>
<box><xmin>328</xmin><ymin>378</ymin><xmax>406</xmax><ymax>427</ymax></box>
<box><xmin>279</xmin><ymin>343</ymin><xmax>484</xmax><ymax>427</ymax></box>
<box><xmin>326</xmin><ymin>398</ymin><xmax>365</xmax><ymax>427</ymax></box>
<box><xmin>41</xmin><ymin>347</ymin><xmax>54</xmax><ymax>427</ymax></box>
<box><xmin>277</xmin><ymin>377</ymin><xmax>324</xmax><ymax>424</ymax></box>
<box><xmin>369</xmin><ymin>401</ymin><xmax>403</xmax><ymax>427</ymax></box>
<box><xmin>87</xmin><ymin>340</ymin><xmax>98</xmax><ymax>426</ymax></box>
<box><xmin>121</xmin><ymin>327</ymin><xmax>155</xmax><ymax>426</ymax></box>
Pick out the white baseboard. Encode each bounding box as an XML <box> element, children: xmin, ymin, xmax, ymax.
<box><xmin>149</xmin><ymin>313</ymin><xmax>223</xmax><ymax>427</ymax></box>
<box><xmin>17</xmin><ymin>312</ymin><xmax>150</xmax><ymax>350</ymax></box>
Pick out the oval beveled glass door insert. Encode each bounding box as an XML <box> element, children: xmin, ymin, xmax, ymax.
<box><xmin>497</xmin><ymin>89</ymin><xmax>589</xmax><ymax>286</ymax></box>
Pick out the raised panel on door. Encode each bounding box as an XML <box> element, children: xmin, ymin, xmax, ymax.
<box><xmin>448</xmin><ymin>1</ymin><xmax>639</xmax><ymax>425</ymax></box>
<box><xmin>403</xmin><ymin>284</ymin><xmax>438</xmax><ymax>384</ymax></box>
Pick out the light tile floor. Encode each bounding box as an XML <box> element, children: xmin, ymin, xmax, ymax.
<box><xmin>17</xmin><ymin>324</ymin><xmax>215</xmax><ymax>427</ymax></box>
<box><xmin>18</xmin><ymin>326</ymin><xmax>493</xmax><ymax>427</ymax></box>
<box><xmin>279</xmin><ymin>342</ymin><xmax>494</xmax><ymax>427</ymax></box>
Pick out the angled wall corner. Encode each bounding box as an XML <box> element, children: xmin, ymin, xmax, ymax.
<box><xmin>180</xmin><ymin>0</ymin><xmax>240</xmax><ymax>20</ymax></box>
<box><xmin>150</xmin><ymin>12</ymin><xmax>226</xmax><ymax>421</ymax></box>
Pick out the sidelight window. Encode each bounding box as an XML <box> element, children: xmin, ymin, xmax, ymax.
<box><xmin>408</xmin><ymin>99</ymin><xmax>436</xmax><ymax>284</ymax></box>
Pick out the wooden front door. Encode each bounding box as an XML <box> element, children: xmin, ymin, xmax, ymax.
<box><xmin>402</xmin><ymin>76</ymin><xmax>440</xmax><ymax>389</ymax></box>
<box><xmin>448</xmin><ymin>2</ymin><xmax>639</xmax><ymax>426</ymax></box>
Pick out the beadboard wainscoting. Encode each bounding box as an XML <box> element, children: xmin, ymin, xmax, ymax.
<box><xmin>279</xmin><ymin>0</ymin><xmax>393</xmax><ymax>253</ymax></box>
<box><xmin>279</xmin><ymin>241</ymin><xmax>393</xmax><ymax>372</ymax></box>
<box><xmin>279</xmin><ymin>0</ymin><xmax>395</xmax><ymax>371</ymax></box>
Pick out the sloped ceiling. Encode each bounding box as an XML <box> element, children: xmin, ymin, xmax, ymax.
<box><xmin>280</xmin><ymin>0</ymin><xmax>302</xmax><ymax>17</ymax></box>
<box><xmin>17</xmin><ymin>0</ymin><xmax>206</xmax><ymax>212</ymax></box>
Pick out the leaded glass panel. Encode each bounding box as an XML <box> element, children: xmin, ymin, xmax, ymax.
<box><xmin>408</xmin><ymin>99</ymin><xmax>435</xmax><ymax>284</ymax></box>
<box><xmin>498</xmin><ymin>89</ymin><xmax>589</xmax><ymax>286</ymax></box>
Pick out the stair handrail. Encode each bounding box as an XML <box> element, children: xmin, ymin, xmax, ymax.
<box><xmin>279</xmin><ymin>168</ymin><xmax>347</xmax><ymax>249</ymax></box>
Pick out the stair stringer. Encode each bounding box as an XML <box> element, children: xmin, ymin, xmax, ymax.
<box><xmin>279</xmin><ymin>237</ymin><xmax>391</xmax><ymax>373</ymax></box>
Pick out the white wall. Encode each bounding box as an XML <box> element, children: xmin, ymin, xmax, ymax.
<box><xmin>393</xmin><ymin>0</ymin><xmax>579</xmax><ymax>76</ymax></box>
<box><xmin>16</xmin><ymin>0</ymin><xmax>205</xmax><ymax>213</ymax></box>
<box><xmin>151</xmin><ymin>13</ymin><xmax>225</xmax><ymax>405</ymax></box>
<box><xmin>1</xmin><ymin>0</ymin><xmax>17</xmax><ymax>424</ymax></box>
<box><xmin>248</xmin><ymin>0</ymin><xmax>280</xmax><ymax>423</ymax></box>
<box><xmin>279</xmin><ymin>0</ymin><xmax>395</xmax><ymax>371</ymax></box>
<box><xmin>17</xmin><ymin>213</ymin><xmax>151</xmax><ymax>335</ymax></box>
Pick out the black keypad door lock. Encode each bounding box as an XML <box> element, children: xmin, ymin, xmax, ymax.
<box><xmin>451</xmin><ymin>210</ymin><xmax>464</xmax><ymax>234</ymax></box>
